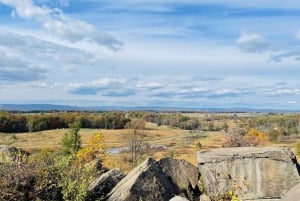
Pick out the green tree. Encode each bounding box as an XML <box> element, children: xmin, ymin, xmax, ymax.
<box><xmin>61</xmin><ymin>121</ymin><xmax>82</xmax><ymax>155</ymax></box>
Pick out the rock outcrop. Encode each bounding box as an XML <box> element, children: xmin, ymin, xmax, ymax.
<box><xmin>281</xmin><ymin>183</ymin><xmax>300</xmax><ymax>201</ymax></box>
<box><xmin>157</xmin><ymin>158</ymin><xmax>201</xmax><ymax>200</ymax></box>
<box><xmin>87</xmin><ymin>168</ymin><xmax>126</xmax><ymax>201</ymax></box>
<box><xmin>107</xmin><ymin>157</ymin><xmax>200</xmax><ymax>201</ymax></box>
<box><xmin>197</xmin><ymin>147</ymin><xmax>300</xmax><ymax>201</ymax></box>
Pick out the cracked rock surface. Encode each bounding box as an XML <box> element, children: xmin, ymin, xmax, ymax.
<box><xmin>197</xmin><ymin>147</ymin><xmax>300</xmax><ymax>201</ymax></box>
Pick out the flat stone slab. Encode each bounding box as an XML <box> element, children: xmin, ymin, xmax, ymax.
<box><xmin>197</xmin><ymin>147</ymin><xmax>297</xmax><ymax>163</ymax></box>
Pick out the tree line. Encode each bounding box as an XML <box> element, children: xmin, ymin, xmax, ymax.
<box><xmin>0</xmin><ymin>111</ymin><xmax>129</xmax><ymax>133</ymax></box>
<box><xmin>238</xmin><ymin>114</ymin><xmax>300</xmax><ymax>141</ymax></box>
<box><xmin>127</xmin><ymin>112</ymin><xmax>223</xmax><ymax>131</ymax></box>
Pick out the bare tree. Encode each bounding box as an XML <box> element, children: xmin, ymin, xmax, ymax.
<box><xmin>125</xmin><ymin>118</ymin><xmax>146</xmax><ymax>167</ymax></box>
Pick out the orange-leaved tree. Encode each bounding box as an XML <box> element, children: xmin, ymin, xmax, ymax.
<box><xmin>243</xmin><ymin>129</ymin><xmax>266</xmax><ymax>146</ymax></box>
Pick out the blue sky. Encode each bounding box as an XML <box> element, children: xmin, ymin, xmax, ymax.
<box><xmin>0</xmin><ymin>0</ymin><xmax>300</xmax><ymax>109</ymax></box>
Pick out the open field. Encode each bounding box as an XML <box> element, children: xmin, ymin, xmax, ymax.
<box><xmin>0</xmin><ymin>122</ymin><xmax>226</xmax><ymax>166</ymax></box>
<box><xmin>0</xmin><ymin>121</ymin><xmax>298</xmax><ymax>171</ymax></box>
<box><xmin>0</xmin><ymin>123</ymin><xmax>197</xmax><ymax>148</ymax></box>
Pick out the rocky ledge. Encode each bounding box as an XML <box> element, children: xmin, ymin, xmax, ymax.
<box><xmin>197</xmin><ymin>147</ymin><xmax>300</xmax><ymax>201</ymax></box>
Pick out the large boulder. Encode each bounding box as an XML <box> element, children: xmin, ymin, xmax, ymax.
<box><xmin>87</xmin><ymin>168</ymin><xmax>125</xmax><ymax>201</ymax></box>
<box><xmin>281</xmin><ymin>183</ymin><xmax>300</xmax><ymax>201</ymax></box>
<box><xmin>107</xmin><ymin>158</ymin><xmax>177</xmax><ymax>201</ymax></box>
<box><xmin>107</xmin><ymin>157</ymin><xmax>200</xmax><ymax>201</ymax></box>
<box><xmin>197</xmin><ymin>147</ymin><xmax>300</xmax><ymax>201</ymax></box>
<box><xmin>157</xmin><ymin>158</ymin><xmax>200</xmax><ymax>200</ymax></box>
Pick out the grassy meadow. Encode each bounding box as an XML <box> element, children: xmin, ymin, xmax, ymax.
<box><xmin>1</xmin><ymin>113</ymin><xmax>299</xmax><ymax>171</ymax></box>
<box><xmin>0</xmin><ymin>121</ymin><xmax>226</xmax><ymax>169</ymax></box>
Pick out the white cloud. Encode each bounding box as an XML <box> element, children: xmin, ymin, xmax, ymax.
<box><xmin>0</xmin><ymin>0</ymin><xmax>50</xmax><ymax>20</ymax></box>
<box><xmin>68</xmin><ymin>78</ymin><xmax>129</xmax><ymax>95</ymax></box>
<box><xmin>0</xmin><ymin>31</ymin><xmax>101</xmax><ymax>82</ymax></box>
<box><xmin>236</xmin><ymin>32</ymin><xmax>300</xmax><ymax>62</ymax></box>
<box><xmin>259</xmin><ymin>84</ymin><xmax>300</xmax><ymax>96</ymax></box>
<box><xmin>236</xmin><ymin>33</ymin><xmax>271</xmax><ymax>53</ymax></box>
<box><xmin>215</xmin><ymin>89</ymin><xmax>238</xmax><ymax>95</ymax></box>
<box><xmin>0</xmin><ymin>0</ymin><xmax>123</xmax><ymax>50</ymax></box>
<box><xmin>0</xmin><ymin>49</ymin><xmax>46</xmax><ymax>82</ymax></box>
<box><xmin>136</xmin><ymin>82</ymin><xmax>162</xmax><ymax>90</ymax></box>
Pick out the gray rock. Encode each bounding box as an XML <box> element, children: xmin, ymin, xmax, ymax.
<box><xmin>87</xmin><ymin>168</ymin><xmax>125</xmax><ymax>201</ymax></box>
<box><xmin>107</xmin><ymin>158</ymin><xmax>178</xmax><ymax>201</ymax></box>
<box><xmin>107</xmin><ymin>157</ymin><xmax>201</xmax><ymax>201</ymax></box>
<box><xmin>197</xmin><ymin>147</ymin><xmax>300</xmax><ymax>201</ymax></box>
<box><xmin>157</xmin><ymin>158</ymin><xmax>199</xmax><ymax>189</ymax></box>
<box><xmin>169</xmin><ymin>196</ymin><xmax>190</xmax><ymax>201</ymax></box>
<box><xmin>157</xmin><ymin>158</ymin><xmax>200</xmax><ymax>201</ymax></box>
<box><xmin>281</xmin><ymin>183</ymin><xmax>300</xmax><ymax>201</ymax></box>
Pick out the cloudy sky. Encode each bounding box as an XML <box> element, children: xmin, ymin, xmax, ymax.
<box><xmin>0</xmin><ymin>0</ymin><xmax>300</xmax><ymax>109</ymax></box>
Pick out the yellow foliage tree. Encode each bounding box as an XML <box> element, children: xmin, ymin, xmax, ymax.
<box><xmin>76</xmin><ymin>133</ymin><xmax>107</xmax><ymax>165</ymax></box>
<box><xmin>247</xmin><ymin>129</ymin><xmax>266</xmax><ymax>139</ymax></box>
<box><xmin>243</xmin><ymin>129</ymin><xmax>266</xmax><ymax>146</ymax></box>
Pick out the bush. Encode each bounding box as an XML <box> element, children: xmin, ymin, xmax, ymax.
<box><xmin>0</xmin><ymin>131</ymin><xmax>109</xmax><ymax>201</ymax></box>
<box><xmin>222</xmin><ymin>128</ymin><xmax>245</xmax><ymax>147</ymax></box>
<box><xmin>0</xmin><ymin>150</ymin><xmax>63</xmax><ymax>201</ymax></box>
<box><xmin>57</xmin><ymin>156</ymin><xmax>98</xmax><ymax>201</ymax></box>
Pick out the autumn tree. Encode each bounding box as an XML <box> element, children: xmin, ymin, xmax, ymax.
<box><xmin>125</xmin><ymin>118</ymin><xmax>146</xmax><ymax>167</ymax></box>
<box><xmin>76</xmin><ymin>133</ymin><xmax>107</xmax><ymax>164</ymax></box>
<box><xmin>243</xmin><ymin>129</ymin><xmax>266</xmax><ymax>146</ymax></box>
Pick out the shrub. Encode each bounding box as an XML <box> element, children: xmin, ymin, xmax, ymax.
<box><xmin>222</xmin><ymin>128</ymin><xmax>245</xmax><ymax>147</ymax></box>
<box><xmin>0</xmin><ymin>149</ymin><xmax>63</xmax><ymax>201</ymax></box>
<box><xmin>0</xmin><ymin>135</ymin><xmax>108</xmax><ymax>201</ymax></box>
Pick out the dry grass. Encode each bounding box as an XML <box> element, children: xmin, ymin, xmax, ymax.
<box><xmin>2</xmin><ymin>121</ymin><xmax>293</xmax><ymax>172</ymax></box>
<box><xmin>0</xmin><ymin>123</ymin><xmax>195</xmax><ymax>149</ymax></box>
<box><xmin>0</xmin><ymin>122</ymin><xmax>228</xmax><ymax>171</ymax></box>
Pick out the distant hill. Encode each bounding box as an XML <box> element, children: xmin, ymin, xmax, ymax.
<box><xmin>0</xmin><ymin>104</ymin><xmax>298</xmax><ymax>113</ymax></box>
<box><xmin>0</xmin><ymin>104</ymin><xmax>79</xmax><ymax>111</ymax></box>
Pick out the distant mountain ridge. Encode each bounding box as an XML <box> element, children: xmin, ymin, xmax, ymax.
<box><xmin>0</xmin><ymin>104</ymin><xmax>79</xmax><ymax>111</ymax></box>
<box><xmin>0</xmin><ymin>104</ymin><xmax>298</xmax><ymax>113</ymax></box>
